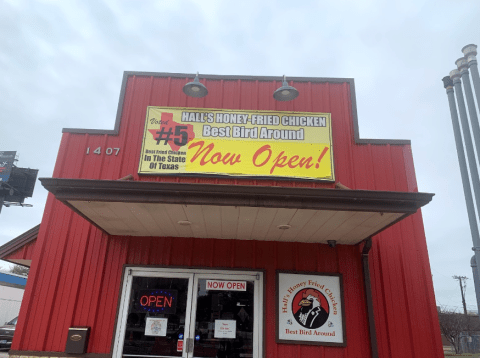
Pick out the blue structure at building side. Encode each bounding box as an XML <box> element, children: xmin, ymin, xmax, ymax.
<box><xmin>0</xmin><ymin>272</ymin><xmax>26</xmax><ymax>287</ymax></box>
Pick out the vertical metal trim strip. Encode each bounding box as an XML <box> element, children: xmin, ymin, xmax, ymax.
<box><xmin>111</xmin><ymin>269</ymin><xmax>133</xmax><ymax>358</ymax></box>
<box><xmin>362</xmin><ymin>238</ymin><xmax>379</xmax><ymax>358</ymax></box>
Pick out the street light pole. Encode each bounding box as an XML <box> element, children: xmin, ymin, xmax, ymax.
<box><xmin>443</xmin><ymin>76</ymin><xmax>480</xmax><ymax>317</ymax></box>
<box><xmin>463</xmin><ymin>45</ymin><xmax>480</xmax><ymax>107</ymax></box>
<box><xmin>456</xmin><ymin>57</ymin><xmax>480</xmax><ymax>161</ymax></box>
<box><xmin>451</xmin><ymin>69</ymin><xmax>480</xmax><ymax>218</ymax></box>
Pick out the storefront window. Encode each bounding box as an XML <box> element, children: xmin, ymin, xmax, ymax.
<box><xmin>192</xmin><ymin>279</ymin><xmax>254</xmax><ymax>358</ymax></box>
<box><xmin>123</xmin><ymin>277</ymin><xmax>189</xmax><ymax>357</ymax></box>
<box><xmin>114</xmin><ymin>269</ymin><xmax>262</xmax><ymax>358</ymax></box>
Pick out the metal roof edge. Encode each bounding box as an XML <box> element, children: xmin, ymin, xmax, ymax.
<box><xmin>61</xmin><ymin>71</ymin><xmax>410</xmax><ymax>146</ymax></box>
<box><xmin>39</xmin><ymin>178</ymin><xmax>434</xmax><ymax>213</ymax></box>
<box><xmin>0</xmin><ymin>224</ymin><xmax>39</xmax><ymax>260</ymax></box>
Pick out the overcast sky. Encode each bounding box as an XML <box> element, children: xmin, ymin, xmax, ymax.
<box><xmin>1</xmin><ymin>0</ymin><xmax>480</xmax><ymax>312</ymax></box>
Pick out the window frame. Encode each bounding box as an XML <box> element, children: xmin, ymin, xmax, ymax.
<box><xmin>112</xmin><ymin>267</ymin><xmax>264</xmax><ymax>358</ymax></box>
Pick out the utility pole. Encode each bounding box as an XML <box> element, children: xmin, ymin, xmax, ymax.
<box><xmin>453</xmin><ymin>275</ymin><xmax>468</xmax><ymax>316</ymax></box>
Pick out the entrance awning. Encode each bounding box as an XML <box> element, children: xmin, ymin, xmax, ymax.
<box><xmin>40</xmin><ymin>178</ymin><xmax>433</xmax><ymax>245</ymax></box>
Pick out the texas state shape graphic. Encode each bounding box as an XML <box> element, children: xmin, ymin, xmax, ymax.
<box><xmin>148</xmin><ymin>112</ymin><xmax>196</xmax><ymax>152</ymax></box>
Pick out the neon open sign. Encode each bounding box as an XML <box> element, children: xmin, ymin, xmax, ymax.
<box><xmin>134</xmin><ymin>289</ymin><xmax>178</xmax><ymax>314</ymax></box>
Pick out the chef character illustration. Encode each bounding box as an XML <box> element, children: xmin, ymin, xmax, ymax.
<box><xmin>293</xmin><ymin>288</ymin><xmax>329</xmax><ymax>329</ymax></box>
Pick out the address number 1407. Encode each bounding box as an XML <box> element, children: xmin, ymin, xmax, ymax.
<box><xmin>86</xmin><ymin>147</ymin><xmax>121</xmax><ymax>156</ymax></box>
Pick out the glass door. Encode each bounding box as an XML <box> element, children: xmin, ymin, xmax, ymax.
<box><xmin>189</xmin><ymin>273</ymin><xmax>261</xmax><ymax>358</ymax></box>
<box><xmin>113</xmin><ymin>269</ymin><xmax>262</xmax><ymax>358</ymax></box>
<box><xmin>114</xmin><ymin>270</ymin><xmax>195</xmax><ymax>358</ymax></box>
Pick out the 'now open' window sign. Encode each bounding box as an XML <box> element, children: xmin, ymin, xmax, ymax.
<box><xmin>206</xmin><ymin>280</ymin><xmax>247</xmax><ymax>291</ymax></box>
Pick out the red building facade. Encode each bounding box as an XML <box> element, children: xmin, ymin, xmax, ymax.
<box><xmin>3</xmin><ymin>73</ymin><xmax>442</xmax><ymax>358</ymax></box>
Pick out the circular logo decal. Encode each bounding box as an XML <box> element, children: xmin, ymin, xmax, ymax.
<box><xmin>291</xmin><ymin>288</ymin><xmax>329</xmax><ymax>329</ymax></box>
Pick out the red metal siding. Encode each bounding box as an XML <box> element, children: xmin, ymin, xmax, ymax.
<box><xmin>16</xmin><ymin>233</ymin><xmax>372</xmax><ymax>357</ymax></box>
<box><xmin>4</xmin><ymin>240</ymin><xmax>36</xmax><ymax>261</ymax></box>
<box><xmin>12</xmin><ymin>75</ymin><xmax>443</xmax><ymax>357</ymax></box>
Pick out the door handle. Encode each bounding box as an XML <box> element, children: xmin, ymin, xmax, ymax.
<box><xmin>185</xmin><ymin>338</ymin><xmax>194</xmax><ymax>353</ymax></box>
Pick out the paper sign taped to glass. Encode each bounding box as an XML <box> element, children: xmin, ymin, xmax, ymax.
<box><xmin>145</xmin><ymin>317</ymin><xmax>168</xmax><ymax>336</ymax></box>
<box><xmin>214</xmin><ymin>320</ymin><xmax>236</xmax><ymax>339</ymax></box>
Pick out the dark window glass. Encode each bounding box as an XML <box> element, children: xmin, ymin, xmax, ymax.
<box><xmin>123</xmin><ymin>277</ymin><xmax>189</xmax><ymax>357</ymax></box>
<box><xmin>193</xmin><ymin>279</ymin><xmax>254</xmax><ymax>358</ymax></box>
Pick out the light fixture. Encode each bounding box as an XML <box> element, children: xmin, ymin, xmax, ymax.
<box><xmin>273</xmin><ymin>75</ymin><xmax>299</xmax><ymax>102</ymax></box>
<box><xmin>327</xmin><ymin>240</ymin><xmax>337</xmax><ymax>248</ymax></box>
<box><xmin>177</xmin><ymin>220</ymin><xmax>192</xmax><ymax>226</ymax></box>
<box><xmin>277</xmin><ymin>224</ymin><xmax>291</xmax><ymax>230</ymax></box>
<box><xmin>183</xmin><ymin>72</ymin><xmax>208</xmax><ymax>98</ymax></box>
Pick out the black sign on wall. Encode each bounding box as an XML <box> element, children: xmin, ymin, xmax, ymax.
<box><xmin>7</xmin><ymin>167</ymin><xmax>39</xmax><ymax>197</ymax></box>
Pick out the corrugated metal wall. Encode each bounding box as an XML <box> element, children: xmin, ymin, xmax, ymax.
<box><xmin>12</xmin><ymin>75</ymin><xmax>443</xmax><ymax>357</ymax></box>
<box><xmin>5</xmin><ymin>240</ymin><xmax>36</xmax><ymax>261</ymax></box>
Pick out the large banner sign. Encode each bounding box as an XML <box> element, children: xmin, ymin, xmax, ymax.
<box><xmin>139</xmin><ymin>107</ymin><xmax>334</xmax><ymax>181</ymax></box>
<box><xmin>276</xmin><ymin>271</ymin><xmax>345</xmax><ymax>346</ymax></box>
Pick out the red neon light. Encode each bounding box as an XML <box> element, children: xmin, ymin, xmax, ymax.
<box><xmin>139</xmin><ymin>295</ymin><xmax>173</xmax><ymax>308</ymax></box>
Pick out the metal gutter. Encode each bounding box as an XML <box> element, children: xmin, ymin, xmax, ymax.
<box><xmin>39</xmin><ymin>178</ymin><xmax>433</xmax><ymax>214</ymax></box>
<box><xmin>362</xmin><ymin>237</ymin><xmax>379</xmax><ymax>358</ymax></box>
